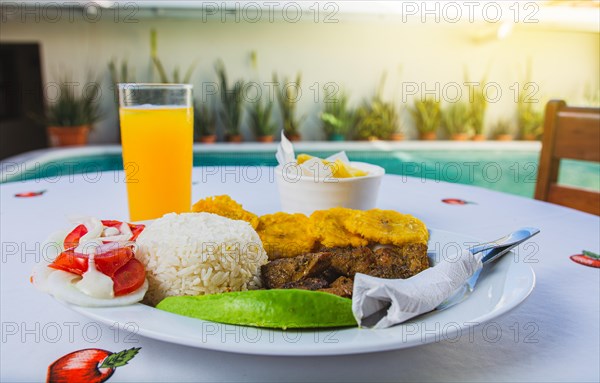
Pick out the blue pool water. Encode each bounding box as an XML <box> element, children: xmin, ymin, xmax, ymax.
<box><xmin>2</xmin><ymin>149</ymin><xmax>599</xmax><ymax>198</ymax></box>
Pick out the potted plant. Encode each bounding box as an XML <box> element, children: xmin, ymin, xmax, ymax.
<box><xmin>108</xmin><ymin>58</ymin><xmax>135</xmax><ymax>104</ymax></box>
<box><xmin>216</xmin><ymin>61</ymin><xmax>245</xmax><ymax>143</ymax></box>
<box><xmin>353</xmin><ymin>75</ymin><xmax>400</xmax><ymax>141</ymax></box>
<box><xmin>354</xmin><ymin>99</ymin><xmax>399</xmax><ymax>141</ymax></box>
<box><xmin>411</xmin><ymin>97</ymin><xmax>441</xmax><ymax>140</ymax></box>
<box><xmin>150</xmin><ymin>29</ymin><xmax>197</xmax><ymax>84</ymax></box>
<box><xmin>442</xmin><ymin>102</ymin><xmax>472</xmax><ymax>141</ymax></box>
<box><xmin>493</xmin><ymin>119</ymin><xmax>515</xmax><ymax>141</ymax></box>
<box><xmin>248</xmin><ymin>98</ymin><xmax>276</xmax><ymax>143</ymax></box>
<box><xmin>469</xmin><ymin>87</ymin><xmax>488</xmax><ymax>141</ymax></box>
<box><xmin>517</xmin><ymin>95</ymin><xmax>544</xmax><ymax>141</ymax></box>
<box><xmin>389</xmin><ymin>127</ymin><xmax>405</xmax><ymax>141</ymax></box>
<box><xmin>108</xmin><ymin>59</ymin><xmax>136</xmax><ymax>138</ymax></box>
<box><xmin>274</xmin><ymin>73</ymin><xmax>303</xmax><ymax>141</ymax></box>
<box><xmin>320</xmin><ymin>88</ymin><xmax>353</xmax><ymax>141</ymax></box>
<box><xmin>515</xmin><ymin>62</ymin><xmax>544</xmax><ymax>141</ymax></box>
<box><xmin>463</xmin><ymin>72</ymin><xmax>489</xmax><ymax>141</ymax></box>
<box><xmin>44</xmin><ymin>79</ymin><xmax>100</xmax><ymax>147</ymax></box>
<box><xmin>194</xmin><ymin>102</ymin><xmax>217</xmax><ymax>143</ymax></box>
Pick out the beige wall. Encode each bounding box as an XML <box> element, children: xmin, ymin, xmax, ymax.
<box><xmin>1</xmin><ymin>10</ymin><xmax>598</xmax><ymax>143</ymax></box>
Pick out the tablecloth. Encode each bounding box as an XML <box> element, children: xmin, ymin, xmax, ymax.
<box><xmin>1</xmin><ymin>167</ymin><xmax>598</xmax><ymax>382</ymax></box>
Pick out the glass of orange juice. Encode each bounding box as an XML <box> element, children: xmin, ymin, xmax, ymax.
<box><xmin>118</xmin><ymin>84</ymin><xmax>193</xmax><ymax>221</ymax></box>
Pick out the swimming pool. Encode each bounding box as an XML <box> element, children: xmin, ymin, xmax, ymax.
<box><xmin>1</xmin><ymin>142</ymin><xmax>598</xmax><ymax>198</ymax></box>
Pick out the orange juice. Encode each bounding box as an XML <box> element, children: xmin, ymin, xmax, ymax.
<box><xmin>119</xmin><ymin>106</ymin><xmax>193</xmax><ymax>221</ymax></box>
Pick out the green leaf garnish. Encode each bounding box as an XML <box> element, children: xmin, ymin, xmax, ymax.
<box><xmin>582</xmin><ymin>250</ymin><xmax>600</xmax><ymax>259</ymax></box>
<box><xmin>100</xmin><ymin>347</ymin><xmax>140</xmax><ymax>369</ymax></box>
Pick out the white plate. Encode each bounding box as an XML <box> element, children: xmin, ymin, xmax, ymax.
<box><xmin>64</xmin><ymin>229</ymin><xmax>535</xmax><ymax>356</ymax></box>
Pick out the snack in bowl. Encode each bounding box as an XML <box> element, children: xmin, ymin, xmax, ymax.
<box><xmin>296</xmin><ymin>153</ymin><xmax>368</xmax><ymax>178</ymax></box>
<box><xmin>275</xmin><ymin>134</ymin><xmax>385</xmax><ymax>214</ymax></box>
<box><xmin>276</xmin><ymin>161</ymin><xmax>385</xmax><ymax>215</ymax></box>
<box><xmin>135</xmin><ymin>212</ymin><xmax>268</xmax><ymax>306</ymax></box>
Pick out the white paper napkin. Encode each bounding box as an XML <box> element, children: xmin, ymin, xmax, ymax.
<box><xmin>276</xmin><ymin>133</ymin><xmax>351</xmax><ymax>179</ymax></box>
<box><xmin>352</xmin><ymin>249</ymin><xmax>483</xmax><ymax>329</ymax></box>
<box><xmin>275</xmin><ymin>131</ymin><xmax>295</xmax><ymax>166</ymax></box>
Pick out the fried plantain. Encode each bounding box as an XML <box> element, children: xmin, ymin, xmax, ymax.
<box><xmin>343</xmin><ymin>209</ymin><xmax>428</xmax><ymax>246</ymax></box>
<box><xmin>327</xmin><ymin>159</ymin><xmax>368</xmax><ymax>178</ymax></box>
<box><xmin>192</xmin><ymin>195</ymin><xmax>259</xmax><ymax>229</ymax></box>
<box><xmin>296</xmin><ymin>153</ymin><xmax>313</xmax><ymax>165</ymax></box>
<box><xmin>310</xmin><ymin>208</ymin><xmax>369</xmax><ymax>248</ymax></box>
<box><xmin>257</xmin><ymin>212</ymin><xmax>318</xmax><ymax>259</ymax></box>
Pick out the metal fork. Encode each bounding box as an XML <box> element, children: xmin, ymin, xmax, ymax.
<box><xmin>436</xmin><ymin>227</ymin><xmax>540</xmax><ymax>310</ymax></box>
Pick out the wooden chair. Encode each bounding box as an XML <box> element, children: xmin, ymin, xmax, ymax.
<box><xmin>535</xmin><ymin>100</ymin><xmax>600</xmax><ymax>215</ymax></box>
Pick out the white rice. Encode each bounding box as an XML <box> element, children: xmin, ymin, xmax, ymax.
<box><xmin>136</xmin><ymin>212</ymin><xmax>268</xmax><ymax>306</ymax></box>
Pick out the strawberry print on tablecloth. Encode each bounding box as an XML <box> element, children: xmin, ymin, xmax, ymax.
<box><xmin>570</xmin><ymin>250</ymin><xmax>600</xmax><ymax>268</ymax></box>
<box><xmin>47</xmin><ymin>348</ymin><xmax>140</xmax><ymax>383</ymax></box>
<box><xmin>15</xmin><ymin>190</ymin><xmax>46</xmax><ymax>198</ymax></box>
<box><xmin>441</xmin><ymin>198</ymin><xmax>476</xmax><ymax>205</ymax></box>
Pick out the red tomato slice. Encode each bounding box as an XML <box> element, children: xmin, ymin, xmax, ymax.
<box><xmin>48</xmin><ymin>247</ymin><xmax>134</xmax><ymax>277</ymax></box>
<box><xmin>101</xmin><ymin>220</ymin><xmax>122</xmax><ymax>228</ymax></box>
<box><xmin>112</xmin><ymin>258</ymin><xmax>146</xmax><ymax>296</ymax></box>
<box><xmin>101</xmin><ymin>220</ymin><xmax>145</xmax><ymax>241</ymax></box>
<box><xmin>129</xmin><ymin>224</ymin><xmax>145</xmax><ymax>241</ymax></box>
<box><xmin>64</xmin><ymin>224</ymin><xmax>88</xmax><ymax>249</ymax></box>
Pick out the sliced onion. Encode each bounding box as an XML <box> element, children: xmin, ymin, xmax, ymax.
<box><xmin>103</xmin><ymin>227</ymin><xmax>120</xmax><ymax>237</ymax></box>
<box><xmin>78</xmin><ymin>217</ymin><xmax>104</xmax><ymax>242</ymax></box>
<box><xmin>119</xmin><ymin>222</ymin><xmax>133</xmax><ymax>238</ymax></box>
<box><xmin>75</xmin><ymin>239</ymin><xmax>104</xmax><ymax>255</ymax></box>
<box><xmin>73</xmin><ymin>240</ymin><xmax>137</xmax><ymax>256</ymax></box>
<box><xmin>31</xmin><ymin>264</ymin><xmax>56</xmax><ymax>293</ymax></box>
<box><xmin>46</xmin><ymin>270</ymin><xmax>148</xmax><ymax>307</ymax></box>
<box><xmin>99</xmin><ymin>234</ymin><xmax>130</xmax><ymax>243</ymax></box>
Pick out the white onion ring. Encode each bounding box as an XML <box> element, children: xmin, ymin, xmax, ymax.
<box><xmin>45</xmin><ymin>269</ymin><xmax>148</xmax><ymax>307</ymax></box>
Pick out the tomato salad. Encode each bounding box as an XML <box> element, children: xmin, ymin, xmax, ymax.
<box><xmin>32</xmin><ymin>218</ymin><xmax>149</xmax><ymax>307</ymax></box>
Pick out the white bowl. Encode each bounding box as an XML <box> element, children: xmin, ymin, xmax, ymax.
<box><xmin>275</xmin><ymin>161</ymin><xmax>385</xmax><ymax>215</ymax></box>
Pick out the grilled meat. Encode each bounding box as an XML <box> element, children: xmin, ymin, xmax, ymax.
<box><xmin>328</xmin><ymin>247</ymin><xmax>376</xmax><ymax>276</ymax></box>
<box><xmin>261</xmin><ymin>243</ymin><xmax>429</xmax><ymax>297</ymax></box>
<box><xmin>318</xmin><ymin>276</ymin><xmax>354</xmax><ymax>298</ymax></box>
<box><xmin>281</xmin><ymin>277</ymin><xmax>329</xmax><ymax>290</ymax></box>
<box><xmin>261</xmin><ymin>252</ymin><xmax>332</xmax><ymax>289</ymax></box>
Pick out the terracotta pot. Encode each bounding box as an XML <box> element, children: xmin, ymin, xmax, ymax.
<box><xmin>496</xmin><ymin>134</ymin><xmax>513</xmax><ymax>141</ymax></box>
<box><xmin>288</xmin><ymin>134</ymin><xmax>302</xmax><ymax>142</ymax></box>
<box><xmin>419</xmin><ymin>132</ymin><xmax>437</xmax><ymax>141</ymax></box>
<box><xmin>472</xmin><ymin>134</ymin><xmax>486</xmax><ymax>141</ymax></box>
<box><xmin>522</xmin><ymin>133</ymin><xmax>537</xmax><ymax>141</ymax></box>
<box><xmin>389</xmin><ymin>133</ymin><xmax>405</xmax><ymax>141</ymax></box>
<box><xmin>47</xmin><ymin>125</ymin><xmax>90</xmax><ymax>147</ymax></box>
<box><xmin>367</xmin><ymin>136</ymin><xmax>380</xmax><ymax>141</ymax></box>
<box><xmin>198</xmin><ymin>135</ymin><xmax>217</xmax><ymax>144</ymax></box>
<box><xmin>451</xmin><ymin>133</ymin><xmax>470</xmax><ymax>141</ymax></box>
<box><xmin>257</xmin><ymin>135</ymin><xmax>274</xmax><ymax>143</ymax></box>
<box><xmin>226</xmin><ymin>134</ymin><xmax>243</xmax><ymax>143</ymax></box>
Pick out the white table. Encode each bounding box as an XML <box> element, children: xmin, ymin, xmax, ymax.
<box><xmin>1</xmin><ymin>167</ymin><xmax>599</xmax><ymax>382</ymax></box>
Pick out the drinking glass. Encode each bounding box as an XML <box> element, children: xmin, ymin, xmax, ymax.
<box><xmin>118</xmin><ymin>84</ymin><xmax>193</xmax><ymax>221</ymax></box>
